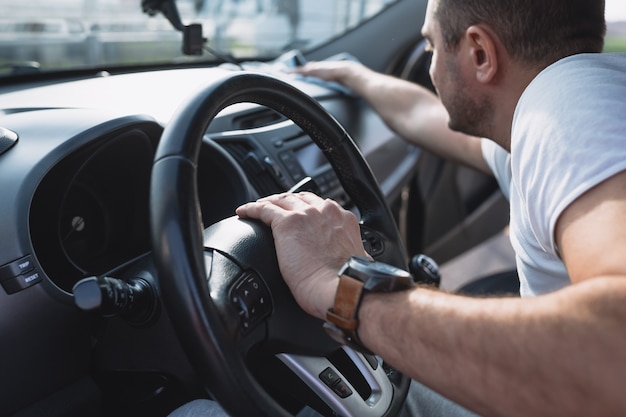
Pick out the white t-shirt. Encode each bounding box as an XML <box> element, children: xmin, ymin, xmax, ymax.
<box><xmin>482</xmin><ymin>53</ymin><xmax>626</xmax><ymax>297</ymax></box>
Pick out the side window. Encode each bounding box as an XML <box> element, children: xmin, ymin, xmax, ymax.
<box><xmin>605</xmin><ymin>1</ymin><xmax>626</xmax><ymax>52</ymax></box>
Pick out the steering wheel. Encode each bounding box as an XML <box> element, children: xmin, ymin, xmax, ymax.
<box><xmin>150</xmin><ymin>71</ymin><xmax>410</xmax><ymax>416</ymax></box>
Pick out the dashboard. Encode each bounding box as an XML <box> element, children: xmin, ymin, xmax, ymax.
<box><xmin>0</xmin><ymin>65</ymin><xmax>418</xmax><ymax>416</ymax></box>
<box><xmin>0</xmin><ymin>67</ymin><xmax>417</xmax><ymax>296</ymax></box>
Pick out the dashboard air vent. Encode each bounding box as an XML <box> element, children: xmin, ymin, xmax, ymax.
<box><xmin>0</xmin><ymin>127</ymin><xmax>18</xmax><ymax>155</ymax></box>
<box><xmin>220</xmin><ymin>140</ymin><xmax>284</xmax><ymax>196</ymax></box>
<box><xmin>234</xmin><ymin>109</ymin><xmax>286</xmax><ymax>130</ymax></box>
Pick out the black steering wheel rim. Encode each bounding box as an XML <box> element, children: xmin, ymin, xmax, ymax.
<box><xmin>150</xmin><ymin>71</ymin><xmax>409</xmax><ymax>416</ymax></box>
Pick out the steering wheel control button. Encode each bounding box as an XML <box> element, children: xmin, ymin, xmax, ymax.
<box><xmin>364</xmin><ymin>354</ymin><xmax>379</xmax><ymax>370</ymax></box>
<box><xmin>332</xmin><ymin>381</ymin><xmax>353</xmax><ymax>399</ymax></box>
<box><xmin>319</xmin><ymin>367</ymin><xmax>353</xmax><ymax>399</ymax></box>
<box><xmin>360</xmin><ymin>228</ymin><xmax>384</xmax><ymax>256</ymax></box>
<box><xmin>231</xmin><ymin>272</ymin><xmax>271</xmax><ymax>332</ymax></box>
<box><xmin>319</xmin><ymin>367</ymin><xmax>341</xmax><ymax>386</ymax></box>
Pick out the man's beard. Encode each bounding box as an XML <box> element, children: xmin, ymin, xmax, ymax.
<box><xmin>446</xmin><ymin>90</ymin><xmax>493</xmax><ymax>138</ymax></box>
<box><xmin>441</xmin><ymin>57</ymin><xmax>494</xmax><ymax>138</ymax></box>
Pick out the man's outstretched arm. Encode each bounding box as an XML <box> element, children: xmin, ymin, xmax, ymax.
<box><xmin>293</xmin><ymin>61</ymin><xmax>491</xmax><ymax>174</ymax></box>
<box><xmin>236</xmin><ymin>181</ymin><xmax>626</xmax><ymax>417</ymax></box>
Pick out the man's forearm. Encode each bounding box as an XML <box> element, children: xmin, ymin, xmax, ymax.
<box><xmin>336</xmin><ymin>64</ymin><xmax>436</xmax><ymax>137</ymax></box>
<box><xmin>295</xmin><ymin>61</ymin><xmax>491</xmax><ymax>172</ymax></box>
<box><xmin>357</xmin><ymin>277</ymin><xmax>626</xmax><ymax>417</ymax></box>
<box><xmin>337</xmin><ymin>65</ymin><xmax>491</xmax><ymax>173</ymax></box>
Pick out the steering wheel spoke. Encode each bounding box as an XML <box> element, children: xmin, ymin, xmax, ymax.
<box><xmin>277</xmin><ymin>347</ymin><xmax>393</xmax><ymax>417</ymax></box>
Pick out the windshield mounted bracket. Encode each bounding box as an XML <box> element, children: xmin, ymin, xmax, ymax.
<box><xmin>142</xmin><ymin>0</ymin><xmax>204</xmax><ymax>55</ymax></box>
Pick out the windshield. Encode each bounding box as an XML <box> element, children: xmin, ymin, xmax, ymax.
<box><xmin>0</xmin><ymin>0</ymin><xmax>396</xmax><ymax>77</ymax></box>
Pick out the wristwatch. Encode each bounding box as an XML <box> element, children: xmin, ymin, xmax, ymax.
<box><xmin>324</xmin><ymin>256</ymin><xmax>415</xmax><ymax>353</ymax></box>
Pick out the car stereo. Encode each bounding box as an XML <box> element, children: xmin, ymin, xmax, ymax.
<box><xmin>275</xmin><ymin>138</ymin><xmax>347</xmax><ymax>205</ymax></box>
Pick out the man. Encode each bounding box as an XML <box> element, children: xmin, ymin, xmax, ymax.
<box><xmin>170</xmin><ymin>0</ymin><xmax>626</xmax><ymax>415</ymax></box>
<box><xmin>235</xmin><ymin>0</ymin><xmax>626</xmax><ymax>416</ymax></box>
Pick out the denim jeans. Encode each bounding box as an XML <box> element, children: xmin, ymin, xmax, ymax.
<box><xmin>168</xmin><ymin>380</ymin><xmax>479</xmax><ymax>417</ymax></box>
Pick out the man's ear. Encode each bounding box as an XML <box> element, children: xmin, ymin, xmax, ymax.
<box><xmin>464</xmin><ymin>24</ymin><xmax>500</xmax><ymax>84</ymax></box>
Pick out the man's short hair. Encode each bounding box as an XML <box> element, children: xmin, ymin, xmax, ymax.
<box><xmin>434</xmin><ymin>0</ymin><xmax>606</xmax><ymax>66</ymax></box>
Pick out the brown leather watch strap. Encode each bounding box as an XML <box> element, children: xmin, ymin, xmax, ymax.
<box><xmin>326</xmin><ymin>274</ymin><xmax>365</xmax><ymax>336</ymax></box>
